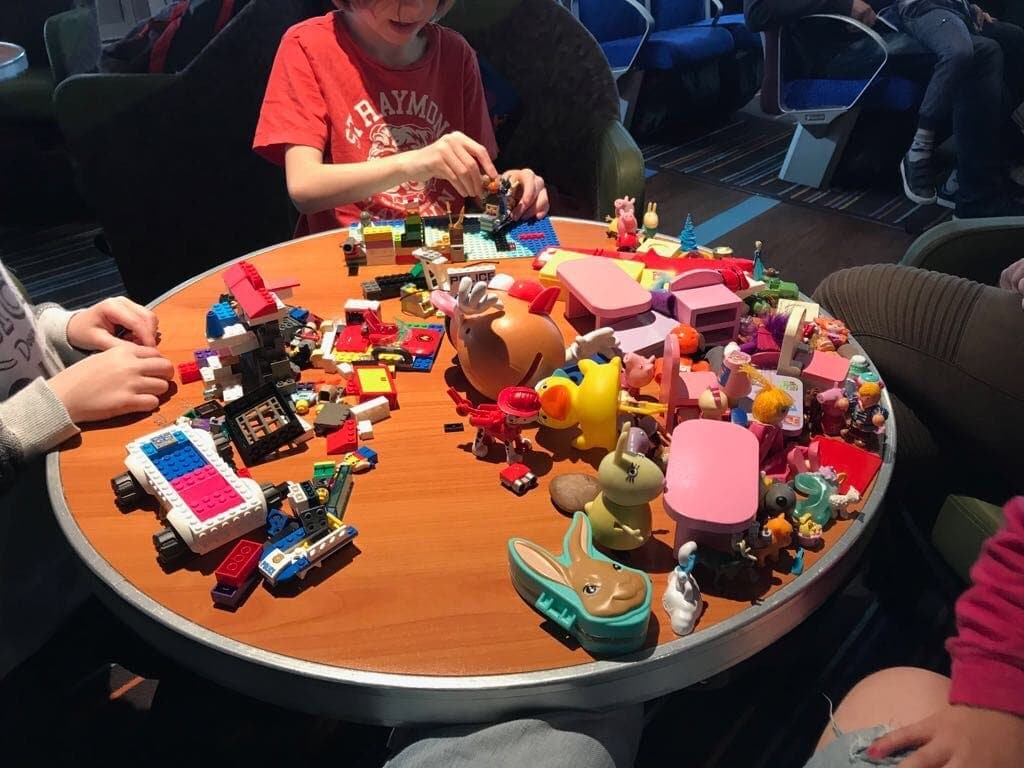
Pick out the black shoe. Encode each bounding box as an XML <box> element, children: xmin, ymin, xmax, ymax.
<box><xmin>936</xmin><ymin>171</ymin><xmax>957</xmax><ymax>210</ymax></box>
<box><xmin>901</xmin><ymin>153</ymin><xmax>937</xmax><ymax>205</ymax></box>
<box><xmin>953</xmin><ymin>197</ymin><xmax>1024</xmax><ymax>219</ymax></box>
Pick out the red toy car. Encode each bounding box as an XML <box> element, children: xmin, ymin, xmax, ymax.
<box><xmin>500</xmin><ymin>463</ymin><xmax>538</xmax><ymax>496</ymax></box>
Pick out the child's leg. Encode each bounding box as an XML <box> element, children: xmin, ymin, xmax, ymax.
<box><xmin>899</xmin><ymin>7</ymin><xmax>977</xmax><ymax>204</ymax></box>
<box><xmin>815</xmin><ymin>667</ymin><xmax>951</xmax><ymax>754</ymax></box>
<box><xmin>384</xmin><ymin>705</ymin><xmax>644</xmax><ymax>768</ymax></box>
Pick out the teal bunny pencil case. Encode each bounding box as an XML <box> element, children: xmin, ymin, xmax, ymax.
<box><xmin>508</xmin><ymin>512</ymin><xmax>652</xmax><ymax>655</ymax></box>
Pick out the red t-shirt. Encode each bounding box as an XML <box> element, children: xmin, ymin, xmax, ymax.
<box><xmin>254</xmin><ymin>12</ymin><xmax>499</xmax><ymax>235</ymax></box>
<box><xmin>947</xmin><ymin>496</ymin><xmax>1024</xmax><ymax>716</ymax></box>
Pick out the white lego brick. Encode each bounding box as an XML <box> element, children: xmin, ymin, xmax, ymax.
<box><xmin>735</xmin><ymin>275</ymin><xmax>766</xmax><ymax>300</ymax></box>
<box><xmin>338</xmin><ymin>362</ymin><xmax>354</xmax><ymax>380</ymax></box>
<box><xmin>287</xmin><ymin>480</ymin><xmax>310</xmax><ymax>514</ymax></box>
<box><xmin>344</xmin><ymin>298</ymin><xmax>380</xmax><ymax>315</ymax></box>
<box><xmin>200</xmin><ymin>367</ymin><xmax>217</xmax><ymax>384</ymax></box>
<box><xmin>295</xmin><ymin>416</ymin><xmax>315</xmax><ymax>444</ymax></box>
<box><xmin>357</xmin><ymin>419</ymin><xmax>373</xmax><ymax>440</ymax></box>
<box><xmin>222</xmin><ymin>384</ymin><xmax>244</xmax><ymax>403</ymax></box>
<box><xmin>349</xmin><ymin>396</ymin><xmax>390</xmax><ymax>424</ymax></box>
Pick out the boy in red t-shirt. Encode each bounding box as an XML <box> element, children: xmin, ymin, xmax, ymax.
<box><xmin>254</xmin><ymin>0</ymin><xmax>548</xmax><ymax>235</ymax></box>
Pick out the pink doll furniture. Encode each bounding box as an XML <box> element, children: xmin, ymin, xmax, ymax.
<box><xmin>668</xmin><ymin>269</ymin><xmax>744</xmax><ymax>346</ymax></box>
<box><xmin>663</xmin><ymin>419</ymin><xmax>761</xmax><ymax>554</ymax></box>
<box><xmin>802</xmin><ymin>350</ymin><xmax>851</xmax><ymax>391</ymax></box>
<box><xmin>660</xmin><ymin>331</ymin><xmax>720</xmax><ymax>430</ymax></box>
<box><xmin>558</xmin><ymin>256</ymin><xmax>652</xmax><ymax>330</ymax></box>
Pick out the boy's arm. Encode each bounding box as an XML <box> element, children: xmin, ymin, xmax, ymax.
<box><xmin>0</xmin><ymin>379</ymin><xmax>79</xmax><ymax>492</ymax></box>
<box><xmin>947</xmin><ymin>496</ymin><xmax>1024</xmax><ymax>716</ymax></box>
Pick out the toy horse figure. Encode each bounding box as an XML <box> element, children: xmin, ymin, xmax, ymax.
<box><xmin>584</xmin><ymin>425</ymin><xmax>664</xmax><ymax>551</ymax></box>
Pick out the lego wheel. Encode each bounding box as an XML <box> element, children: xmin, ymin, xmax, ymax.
<box><xmin>111</xmin><ymin>472</ymin><xmax>146</xmax><ymax>511</ymax></box>
<box><xmin>152</xmin><ymin>526</ymin><xmax>189</xmax><ymax>568</ymax></box>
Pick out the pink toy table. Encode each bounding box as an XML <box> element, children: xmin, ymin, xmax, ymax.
<box><xmin>669</xmin><ymin>269</ymin><xmax>744</xmax><ymax>346</ymax></box>
<box><xmin>802</xmin><ymin>350</ymin><xmax>852</xmax><ymax>390</ymax></box>
<box><xmin>557</xmin><ymin>256</ymin><xmax>652</xmax><ymax>329</ymax></box>
<box><xmin>663</xmin><ymin>420</ymin><xmax>761</xmax><ymax>551</ymax></box>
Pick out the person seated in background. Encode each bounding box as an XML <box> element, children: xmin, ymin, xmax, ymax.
<box><xmin>253</xmin><ymin>0</ymin><xmax>548</xmax><ymax>236</ymax></box>
<box><xmin>800</xmin><ymin>495</ymin><xmax>1024</xmax><ymax>768</ymax></box>
<box><xmin>0</xmin><ymin>267</ymin><xmax>174</xmax><ymax>680</ymax></box>
<box><xmin>810</xmin><ymin>259</ymin><xmax>1023</xmax><ymax>534</ymax></box>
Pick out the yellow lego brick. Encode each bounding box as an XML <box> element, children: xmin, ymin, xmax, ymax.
<box><xmin>641</xmin><ymin>239</ymin><xmax>682</xmax><ymax>258</ymax></box>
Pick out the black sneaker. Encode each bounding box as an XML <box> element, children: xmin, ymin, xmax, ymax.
<box><xmin>901</xmin><ymin>153</ymin><xmax>937</xmax><ymax>205</ymax></box>
<box><xmin>936</xmin><ymin>170</ymin><xmax>957</xmax><ymax>209</ymax></box>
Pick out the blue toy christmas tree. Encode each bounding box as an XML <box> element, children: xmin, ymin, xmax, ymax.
<box><xmin>679</xmin><ymin>214</ymin><xmax>697</xmax><ymax>252</ymax></box>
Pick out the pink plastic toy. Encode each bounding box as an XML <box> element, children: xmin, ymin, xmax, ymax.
<box><xmin>558</xmin><ymin>257</ymin><xmax>652</xmax><ymax>330</ymax></box>
<box><xmin>660</xmin><ymin>331</ymin><xmax>721</xmax><ymax>430</ymax></box>
<box><xmin>815</xmin><ymin>387</ymin><xmax>847</xmax><ymax>436</ymax></box>
<box><xmin>621</xmin><ymin>352</ymin><xmax>656</xmax><ymax>397</ymax></box>
<box><xmin>662</xmin><ymin>419</ymin><xmax>760</xmax><ymax>554</ymax></box>
<box><xmin>668</xmin><ymin>269</ymin><xmax>744</xmax><ymax>346</ymax></box>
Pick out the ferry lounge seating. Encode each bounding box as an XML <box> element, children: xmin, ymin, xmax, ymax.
<box><xmin>52</xmin><ymin>0</ymin><xmax>644</xmax><ymax>303</ymax></box>
<box><xmin>764</xmin><ymin>14</ymin><xmax>933</xmax><ymax>188</ymax></box>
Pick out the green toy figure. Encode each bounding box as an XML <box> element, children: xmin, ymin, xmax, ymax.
<box><xmin>584</xmin><ymin>424</ymin><xmax>665</xmax><ymax>551</ymax></box>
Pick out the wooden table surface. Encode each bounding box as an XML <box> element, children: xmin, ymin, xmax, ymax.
<box><xmin>51</xmin><ymin>218</ymin><xmax>893</xmax><ymax>723</ymax></box>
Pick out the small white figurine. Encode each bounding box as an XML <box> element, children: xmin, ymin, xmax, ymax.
<box><xmin>662</xmin><ymin>541</ymin><xmax>704</xmax><ymax>636</ymax></box>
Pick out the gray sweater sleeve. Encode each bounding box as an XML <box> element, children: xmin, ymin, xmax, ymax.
<box><xmin>35</xmin><ymin>303</ymin><xmax>87</xmax><ymax>366</ymax></box>
<box><xmin>0</xmin><ymin>378</ymin><xmax>80</xmax><ymax>493</ymax></box>
<box><xmin>744</xmin><ymin>0</ymin><xmax>856</xmax><ymax>31</ymax></box>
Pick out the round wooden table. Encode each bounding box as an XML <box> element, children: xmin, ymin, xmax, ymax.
<box><xmin>49</xmin><ymin>218</ymin><xmax>895</xmax><ymax>725</ymax></box>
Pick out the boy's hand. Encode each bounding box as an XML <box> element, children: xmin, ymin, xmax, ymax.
<box><xmin>868</xmin><ymin>704</ymin><xmax>1024</xmax><ymax>768</ymax></box>
<box><xmin>972</xmin><ymin>4</ymin><xmax>995</xmax><ymax>26</ymax></box>
<box><xmin>999</xmin><ymin>258</ymin><xmax>1024</xmax><ymax>309</ymax></box>
<box><xmin>406</xmin><ymin>131</ymin><xmax>499</xmax><ymax>199</ymax></box>
<box><xmin>850</xmin><ymin>0</ymin><xmax>877</xmax><ymax>26</ymax></box>
<box><xmin>49</xmin><ymin>343</ymin><xmax>174</xmax><ymax>424</ymax></box>
<box><xmin>67</xmin><ymin>296</ymin><xmax>160</xmax><ymax>351</ymax></box>
<box><xmin>505</xmin><ymin>168</ymin><xmax>550</xmax><ymax>221</ymax></box>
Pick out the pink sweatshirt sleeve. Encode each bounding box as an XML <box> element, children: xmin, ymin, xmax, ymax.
<box><xmin>947</xmin><ymin>496</ymin><xmax>1024</xmax><ymax>716</ymax></box>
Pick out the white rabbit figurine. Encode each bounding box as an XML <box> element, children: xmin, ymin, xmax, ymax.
<box><xmin>662</xmin><ymin>541</ymin><xmax>704</xmax><ymax>636</ymax></box>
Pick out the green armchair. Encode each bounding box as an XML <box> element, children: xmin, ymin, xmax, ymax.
<box><xmin>899</xmin><ymin>216</ymin><xmax>1024</xmax><ymax>582</ymax></box>
<box><xmin>54</xmin><ymin>0</ymin><xmax>644</xmax><ymax>303</ymax></box>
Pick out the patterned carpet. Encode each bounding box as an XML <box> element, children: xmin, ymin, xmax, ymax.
<box><xmin>643</xmin><ymin>116</ymin><xmax>953</xmax><ymax>234</ymax></box>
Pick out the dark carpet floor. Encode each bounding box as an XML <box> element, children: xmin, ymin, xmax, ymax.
<box><xmin>642</xmin><ymin>116</ymin><xmax>953</xmax><ymax>236</ymax></box>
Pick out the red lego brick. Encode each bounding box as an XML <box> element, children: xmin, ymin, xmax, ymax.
<box><xmin>235</xmin><ymin>467</ymin><xmax>253</xmax><ymax>479</ymax></box>
<box><xmin>178</xmin><ymin>361</ymin><xmax>201</xmax><ymax>384</ymax></box>
<box><xmin>214</xmin><ymin>539</ymin><xmax>262</xmax><ymax>588</ymax></box>
<box><xmin>325</xmin><ymin>419</ymin><xmax>358</xmax><ymax>455</ymax></box>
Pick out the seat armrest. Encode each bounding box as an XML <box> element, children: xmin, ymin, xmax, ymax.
<box><xmin>594</xmin><ymin>118</ymin><xmax>645</xmax><ymax>218</ymax></box>
<box><xmin>931</xmin><ymin>495</ymin><xmax>1004</xmax><ymax>583</ymax></box>
<box><xmin>54</xmin><ymin>73</ymin><xmax>176</xmax><ymax>143</ymax></box>
<box><xmin>44</xmin><ymin>7</ymin><xmax>100</xmax><ymax>84</ymax></box>
<box><xmin>900</xmin><ymin>217</ymin><xmax>1024</xmax><ymax>286</ymax></box>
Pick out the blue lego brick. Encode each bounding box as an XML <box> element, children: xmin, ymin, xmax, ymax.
<box><xmin>263</xmin><ymin>525</ymin><xmax>308</xmax><ymax>555</ymax></box>
<box><xmin>290</xmin><ymin>307</ymin><xmax>310</xmax><ymax>324</ymax></box>
<box><xmin>507</xmin><ymin>217</ymin><xmax>559</xmax><ymax>255</ymax></box>
<box><xmin>205</xmin><ymin>302</ymin><xmax>239</xmax><ymax>339</ymax></box>
<box><xmin>411</xmin><ymin>356</ymin><xmax>433</xmax><ymax>371</ymax></box>
<box><xmin>266</xmin><ymin>508</ymin><xmax>289</xmax><ymax>537</ymax></box>
<box><xmin>151</xmin><ymin>441</ymin><xmax>207</xmax><ymax>482</ymax></box>
<box><xmin>276</xmin><ymin>555</ymin><xmax>312</xmax><ymax>583</ymax></box>
<box><xmin>355</xmin><ymin>446</ymin><xmax>378</xmax><ymax>465</ymax></box>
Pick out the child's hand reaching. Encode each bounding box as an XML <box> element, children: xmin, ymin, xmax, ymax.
<box><xmin>48</xmin><ymin>343</ymin><xmax>175</xmax><ymax>423</ymax></box>
<box><xmin>67</xmin><ymin>296</ymin><xmax>160</xmax><ymax>351</ymax></box>
<box><xmin>405</xmin><ymin>131</ymin><xmax>499</xmax><ymax>199</ymax></box>
<box><xmin>505</xmin><ymin>168</ymin><xmax>550</xmax><ymax>221</ymax></box>
<box><xmin>868</xmin><ymin>704</ymin><xmax>1024</xmax><ymax>768</ymax></box>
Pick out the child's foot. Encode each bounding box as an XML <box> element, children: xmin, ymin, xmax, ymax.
<box><xmin>900</xmin><ymin>152</ymin><xmax>937</xmax><ymax>205</ymax></box>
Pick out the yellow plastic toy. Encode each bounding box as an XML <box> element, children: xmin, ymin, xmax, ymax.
<box><xmin>536</xmin><ymin>357</ymin><xmax>623</xmax><ymax>452</ymax></box>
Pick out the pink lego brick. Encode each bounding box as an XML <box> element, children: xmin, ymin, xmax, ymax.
<box><xmin>172</xmin><ymin>467</ymin><xmax>243</xmax><ymax>521</ymax></box>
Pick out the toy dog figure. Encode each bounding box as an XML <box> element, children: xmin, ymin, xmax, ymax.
<box><xmin>584</xmin><ymin>425</ymin><xmax>664</xmax><ymax>551</ymax></box>
<box><xmin>447</xmin><ymin>386</ymin><xmax>541</xmax><ymax>464</ymax></box>
<box><xmin>508</xmin><ymin>511</ymin><xmax>652</xmax><ymax>655</ymax></box>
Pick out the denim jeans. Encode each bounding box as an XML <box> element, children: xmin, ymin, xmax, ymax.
<box><xmin>384</xmin><ymin>706</ymin><xmax>645</xmax><ymax>768</ymax></box>
<box><xmin>897</xmin><ymin>2</ymin><xmax>1006</xmax><ymax>209</ymax></box>
<box><xmin>802</xmin><ymin>726</ymin><xmax>910</xmax><ymax>767</ymax></box>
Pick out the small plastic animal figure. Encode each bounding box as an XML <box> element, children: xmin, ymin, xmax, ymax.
<box><xmin>615</xmin><ymin>196</ymin><xmax>639</xmax><ymax>251</ymax></box>
<box><xmin>829</xmin><ymin>485</ymin><xmax>861</xmax><ymax>519</ymax></box>
<box><xmin>447</xmin><ymin>385</ymin><xmax>541</xmax><ymax>464</ymax></box>
<box><xmin>641</xmin><ymin>201</ymin><xmax>659</xmax><ymax>241</ymax></box>
<box><xmin>755</xmin><ymin>514</ymin><xmax>793</xmax><ymax>567</ymax></box>
<box><xmin>536</xmin><ymin>357</ymin><xmax>624</xmax><ymax>452</ymax></box>
<box><xmin>758</xmin><ymin>477</ymin><xmax>796</xmax><ymax>523</ymax></box>
<box><xmin>621</xmin><ymin>352</ymin><xmax>656</xmax><ymax>398</ymax></box>
<box><xmin>584</xmin><ymin>425</ymin><xmax>664</xmax><ymax>551</ymax></box>
<box><xmin>663</xmin><ymin>541</ymin><xmax>704</xmax><ymax>636</ymax></box>
<box><xmin>508</xmin><ymin>511</ymin><xmax>652</xmax><ymax>655</ymax></box>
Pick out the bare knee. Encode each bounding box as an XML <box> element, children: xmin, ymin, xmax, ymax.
<box><xmin>816</xmin><ymin>667</ymin><xmax>950</xmax><ymax>752</ymax></box>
